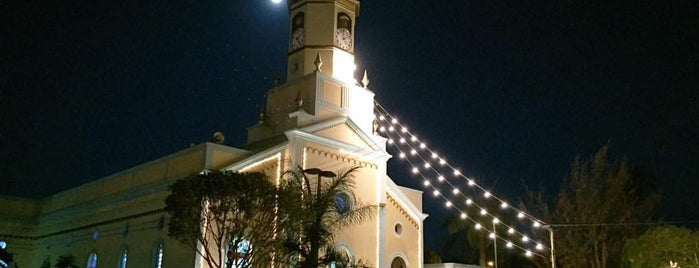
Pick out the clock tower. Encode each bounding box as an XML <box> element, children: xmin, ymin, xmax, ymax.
<box><xmin>286</xmin><ymin>0</ymin><xmax>360</xmax><ymax>82</ymax></box>
<box><xmin>247</xmin><ymin>0</ymin><xmax>373</xmax><ymax>144</ymax></box>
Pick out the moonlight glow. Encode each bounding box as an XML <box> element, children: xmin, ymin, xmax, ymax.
<box><xmin>272</xmin><ymin>0</ymin><xmax>282</xmax><ymax>3</ymax></box>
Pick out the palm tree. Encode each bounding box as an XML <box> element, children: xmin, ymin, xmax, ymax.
<box><xmin>54</xmin><ymin>254</ymin><xmax>79</xmax><ymax>268</ymax></box>
<box><xmin>276</xmin><ymin>166</ymin><xmax>374</xmax><ymax>268</ymax></box>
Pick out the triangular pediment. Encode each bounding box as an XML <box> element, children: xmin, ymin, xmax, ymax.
<box><xmin>300</xmin><ymin>116</ymin><xmax>381</xmax><ymax>151</ymax></box>
<box><xmin>313</xmin><ymin>121</ymin><xmax>372</xmax><ymax>149</ymax></box>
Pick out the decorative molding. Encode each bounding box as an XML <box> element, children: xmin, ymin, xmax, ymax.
<box><xmin>305</xmin><ymin>146</ymin><xmax>377</xmax><ymax>169</ymax></box>
<box><xmin>386</xmin><ymin>194</ymin><xmax>418</xmax><ymax>230</ymax></box>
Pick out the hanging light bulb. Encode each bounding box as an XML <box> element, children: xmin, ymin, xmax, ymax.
<box><xmin>480</xmin><ymin>209</ymin><xmax>487</xmax><ymax>215</ymax></box>
<box><xmin>453</xmin><ymin>169</ymin><xmax>461</xmax><ymax>176</ymax></box>
<box><xmin>489</xmin><ymin>233</ymin><xmax>496</xmax><ymax>239</ymax></box>
<box><xmin>399</xmin><ymin>137</ymin><xmax>406</xmax><ymax>143</ymax></box>
<box><xmin>411</xmin><ymin>136</ymin><xmax>418</xmax><ymax>142</ymax></box>
<box><xmin>391</xmin><ymin>118</ymin><xmax>398</xmax><ymax>124</ymax></box>
<box><xmin>439</xmin><ymin>158</ymin><xmax>446</xmax><ymax>165</ymax></box>
<box><xmin>423</xmin><ymin>180</ymin><xmax>430</xmax><ymax>186</ymax></box>
<box><xmin>399</xmin><ymin>152</ymin><xmax>406</xmax><ymax>158</ymax></box>
<box><xmin>424</xmin><ymin>163</ymin><xmax>431</xmax><ymax>169</ymax></box>
<box><xmin>501</xmin><ymin>202</ymin><xmax>508</xmax><ymax>209</ymax></box>
<box><xmin>379</xmin><ymin>115</ymin><xmax>385</xmax><ymax>121</ymax></box>
<box><xmin>522</xmin><ymin>236</ymin><xmax>529</xmax><ymax>242</ymax></box>
<box><xmin>466</xmin><ymin>199</ymin><xmax>473</xmax><ymax>205</ymax></box>
<box><xmin>388</xmin><ymin>126</ymin><xmax>395</xmax><ymax>132</ymax></box>
<box><xmin>401</xmin><ymin>127</ymin><xmax>408</xmax><ymax>133</ymax></box>
<box><xmin>536</xmin><ymin>243</ymin><xmax>544</xmax><ymax>250</ymax></box>
<box><xmin>525</xmin><ymin>251</ymin><xmax>532</xmax><ymax>257</ymax></box>
<box><xmin>460</xmin><ymin>213</ymin><xmax>467</xmax><ymax>219</ymax></box>
<box><xmin>437</xmin><ymin>175</ymin><xmax>445</xmax><ymax>182</ymax></box>
<box><xmin>419</xmin><ymin>143</ymin><xmax>426</xmax><ymax>149</ymax></box>
<box><xmin>517</xmin><ymin>212</ymin><xmax>525</xmax><ymax>219</ymax></box>
<box><xmin>507</xmin><ymin>228</ymin><xmax>515</xmax><ymax>234</ymax></box>
<box><xmin>445</xmin><ymin>201</ymin><xmax>452</xmax><ymax>207</ymax></box>
<box><xmin>411</xmin><ymin>167</ymin><xmax>419</xmax><ymax>174</ymax></box>
<box><xmin>431</xmin><ymin>153</ymin><xmax>438</xmax><ymax>159</ymax></box>
<box><xmin>474</xmin><ymin>223</ymin><xmax>482</xmax><ymax>230</ymax></box>
<box><xmin>452</xmin><ymin>188</ymin><xmax>459</xmax><ymax>194</ymax></box>
<box><xmin>533</xmin><ymin>221</ymin><xmax>541</xmax><ymax>228</ymax></box>
<box><xmin>432</xmin><ymin>190</ymin><xmax>440</xmax><ymax>196</ymax></box>
<box><xmin>493</xmin><ymin>218</ymin><xmax>500</xmax><ymax>224</ymax></box>
<box><xmin>379</xmin><ymin>126</ymin><xmax>386</xmax><ymax>132</ymax></box>
<box><xmin>410</xmin><ymin>149</ymin><xmax>417</xmax><ymax>155</ymax></box>
<box><xmin>388</xmin><ymin>139</ymin><xmax>394</xmax><ymax>144</ymax></box>
<box><xmin>468</xmin><ymin>179</ymin><xmax>475</xmax><ymax>186</ymax></box>
<box><xmin>506</xmin><ymin>242</ymin><xmax>513</xmax><ymax>248</ymax></box>
<box><xmin>484</xmin><ymin>191</ymin><xmax>491</xmax><ymax>198</ymax></box>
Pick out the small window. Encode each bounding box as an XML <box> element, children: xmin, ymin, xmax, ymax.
<box><xmin>92</xmin><ymin>230</ymin><xmax>99</xmax><ymax>240</ymax></box>
<box><xmin>86</xmin><ymin>252</ymin><xmax>98</xmax><ymax>268</ymax></box>
<box><xmin>117</xmin><ymin>249</ymin><xmax>127</xmax><ymax>268</ymax></box>
<box><xmin>394</xmin><ymin>223</ymin><xmax>403</xmax><ymax>236</ymax></box>
<box><xmin>153</xmin><ymin>243</ymin><xmax>164</xmax><ymax>268</ymax></box>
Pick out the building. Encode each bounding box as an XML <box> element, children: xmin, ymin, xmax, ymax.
<box><xmin>0</xmin><ymin>0</ymin><xmax>426</xmax><ymax>267</ymax></box>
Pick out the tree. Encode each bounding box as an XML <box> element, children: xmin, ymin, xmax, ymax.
<box><xmin>443</xmin><ymin>212</ymin><xmax>490</xmax><ymax>265</ymax></box>
<box><xmin>623</xmin><ymin>225</ymin><xmax>699</xmax><ymax>268</ymax></box>
<box><xmin>276</xmin><ymin>166</ymin><xmax>375</xmax><ymax>268</ymax></box>
<box><xmin>165</xmin><ymin>171</ymin><xmax>278</xmax><ymax>268</ymax></box>
<box><xmin>532</xmin><ymin>146</ymin><xmax>660</xmax><ymax>268</ymax></box>
<box><xmin>54</xmin><ymin>254</ymin><xmax>78</xmax><ymax>268</ymax></box>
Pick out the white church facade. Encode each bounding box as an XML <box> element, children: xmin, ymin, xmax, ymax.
<box><xmin>0</xmin><ymin>0</ymin><xmax>426</xmax><ymax>267</ymax></box>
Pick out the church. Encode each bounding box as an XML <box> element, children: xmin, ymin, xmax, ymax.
<box><xmin>0</xmin><ymin>0</ymin><xmax>426</xmax><ymax>267</ymax></box>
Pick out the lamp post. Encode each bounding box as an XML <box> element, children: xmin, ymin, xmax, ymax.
<box><xmin>302</xmin><ymin>168</ymin><xmax>337</xmax><ymax>200</ymax></box>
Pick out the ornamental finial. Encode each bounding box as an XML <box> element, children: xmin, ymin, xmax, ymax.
<box><xmin>362</xmin><ymin>70</ymin><xmax>370</xmax><ymax>88</ymax></box>
<box><xmin>314</xmin><ymin>52</ymin><xmax>323</xmax><ymax>71</ymax></box>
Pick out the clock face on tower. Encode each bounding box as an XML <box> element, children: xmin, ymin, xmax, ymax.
<box><xmin>290</xmin><ymin>28</ymin><xmax>304</xmax><ymax>51</ymax></box>
<box><xmin>335</xmin><ymin>28</ymin><xmax>352</xmax><ymax>50</ymax></box>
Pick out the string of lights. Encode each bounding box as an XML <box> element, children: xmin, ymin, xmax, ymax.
<box><xmin>374</xmin><ymin>101</ymin><xmax>550</xmax><ymax>258</ymax></box>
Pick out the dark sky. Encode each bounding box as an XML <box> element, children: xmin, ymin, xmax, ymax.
<box><xmin>2</xmin><ymin>0</ymin><xmax>697</xmax><ymax>256</ymax></box>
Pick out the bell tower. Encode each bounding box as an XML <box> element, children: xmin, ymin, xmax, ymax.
<box><xmin>247</xmin><ymin>0</ymin><xmax>372</xmax><ymax>145</ymax></box>
<box><xmin>286</xmin><ymin>0</ymin><xmax>360</xmax><ymax>82</ymax></box>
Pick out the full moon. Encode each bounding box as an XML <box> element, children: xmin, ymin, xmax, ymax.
<box><xmin>272</xmin><ymin>0</ymin><xmax>282</xmax><ymax>3</ymax></box>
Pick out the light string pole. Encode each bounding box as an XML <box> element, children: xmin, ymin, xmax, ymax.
<box><xmin>543</xmin><ymin>225</ymin><xmax>556</xmax><ymax>268</ymax></box>
<box><xmin>493</xmin><ymin>220</ymin><xmax>498</xmax><ymax>268</ymax></box>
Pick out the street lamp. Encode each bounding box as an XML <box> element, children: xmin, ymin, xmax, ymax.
<box><xmin>303</xmin><ymin>168</ymin><xmax>337</xmax><ymax>200</ymax></box>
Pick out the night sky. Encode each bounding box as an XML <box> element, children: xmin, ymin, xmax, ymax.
<box><xmin>2</xmin><ymin>0</ymin><xmax>697</xmax><ymax>256</ymax></box>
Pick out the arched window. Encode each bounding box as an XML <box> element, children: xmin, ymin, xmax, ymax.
<box><xmin>329</xmin><ymin>245</ymin><xmax>352</xmax><ymax>268</ymax></box>
<box><xmin>225</xmin><ymin>238</ymin><xmax>252</xmax><ymax>268</ymax></box>
<box><xmin>390</xmin><ymin>256</ymin><xmax>406</xmax><ymax>268</ymax></box>
<box><xmin>86</xmin><ymin>252</ymin><xmax>98</xmax><ymax>268</ymax></box>
<box><xmin>334</xmin><ymin>191</ymin><xmax>353</xmax><ymax>215</ymax></box>
<box><xmin>292</xmin><ymin>12</ymin><xmax>304</xmax><ymax>32</ymax></box>
<box><xmin>117</xmin><ymin>249</ymin><xmax>127</xmax><ymax>268</ymax></box>
<box><xmin>153</xmin><ymin>243</ymin><xmax>164</xmax><ymax>268</ymax></box>
<box><xmin>336</xmin><ymin>13</ymin><xmax>352</xmax><ymax>33</ymax></box>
